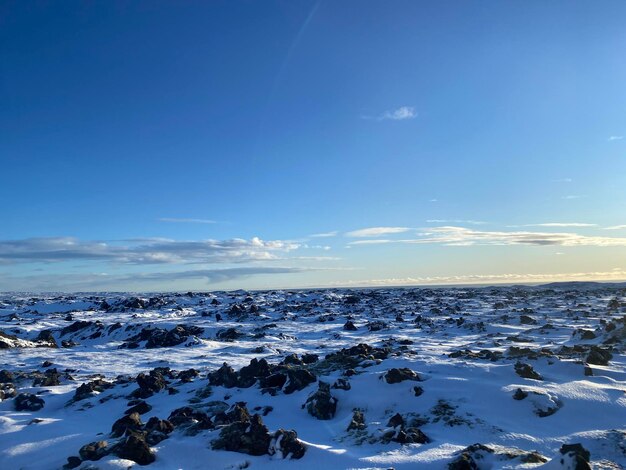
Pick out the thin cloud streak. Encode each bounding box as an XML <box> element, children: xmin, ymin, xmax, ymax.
<box><xmin>322</xmin><ymin>269</ymin><xmax>626</xmax><ymax>287</ymax></box>
<box><xmin>0</xmin><ymin>237</ymin><xmax>300</xmax><ymax>265</ymax></box>
<box><xmin>158</xmin><ymin>218</ymin><xmax>217</xmax><ymax>224</ymax></box>
<box><xmin>309</xmin><ymin>231</ymin><xmax>338</xmax><ymax>238</ymax></box>
<box><xmin>348</xmin><ymin>226</ymin><xmax>626</xmax><ymax>247</ymax></box>
<box><xmin>361</xmin><ymin>106</ymin><xmax>417</xmax><ymax>121</ymax></box>
<box><xmin>427</xmin><ymin>219</ymin><xmax>487</xmax><ymax>225</ymax></box>
<box><xmin>345</xmin><ymin>227</ymin><xmax>411</xmax><ymax>238</ymax></box>
<box><xmin>511</xmin><ymin>223</ymin><xmax>597</xmax><ymax>228</ymax></box>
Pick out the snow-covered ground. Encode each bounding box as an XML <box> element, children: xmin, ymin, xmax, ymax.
<box><xmin>0</xmin><ymin>285</ymin><xmax>624</xmax><ymax>469</ymax></box>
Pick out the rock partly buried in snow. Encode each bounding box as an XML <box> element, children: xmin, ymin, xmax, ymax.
<box><xmin>0</xmin><ymin>369</ymin><xmax>15</xmax><ymax>383</ymax></box>
<box><xmin>14</xmin><ymin>393</ymin><xmax>45</xmax><ymax>411</ymax></box>
<box><xmin>513</xmin><ymin>388</ymin><xmax>528</xmax><ymax>400</ymax></box>
<box><xmin>559</xmin><ymin>443</ymin><xmax>591</xmax><ymax>469</ymax></box>
<box><xmin>72</xmin><ymin>378</ymin><xmax>114</xmax><ymax>402</ymax></box>
<box><xmin>343</xmin><ymin>320</ymin><xmax>358</xmax><ymax>331</ymax></box>
<box><xmin>269</xmin><ymin>429</ymin><xmax>307</xmax><ymax>459</ymax></box>
<box><xmin>212</xmin><ymin>413</ymin><xmax>271</xmax><ymax>456</ymax></box>
<box><xmin>208</xmin><ymin>363</ymin><xmax>239</xmax><ymax>388</ymax></box>
<box><xmin>237</xmin><ymin>358</ymin><xmax>271</xmax><ymax>388</ymax></box>
<box><xmin>113</xmin><ymin>431</ymin><xmax>156</xmax><ymax>466</ymax></box>
<box><xmin>125</xmin><ymin>400</ymin><xmax>152</xmax><ymax>415</ymax></box>
<box><xmin>514</xmin><ymin>362</ymin><xmax>543</xmax><ymax>380</ymax></box>
<box><xmin>79</xmin><ymin>440</ymin><xmax>109</xmax><ymax>461</ymax></box>
<box><xmin>305</xmin><ymin>381</ymin><xmax>337</xmax><ymax>420</ymax></box>
<box><xmin>347</xmin><ymin>409</ymin><xmax>366</xmax><ymax>431</ymax></box>
<box><xmin>382</xmin><ymin>412</ymin><xmax>430</xmax><ymax>445</ymax></box>
<box><xmin>0</xmin><ymin>383</ymin><xmax>17</xmax><ymax>400</ymax></box>
<box><xmin>448</xmin><ymin>443</ymin><xmax>548</xmax><ymax>469</ymax></box>
<box><xmin>132</xmin><ymin>369</ymin><xmax>168</xmax><ymax>398</ymax></box>
<box><xmin>384</xmin><ymin>367</ymin><xmax>421</xmax><ymax>384</ymax></box>
<box><xmin>111</xmin><ymin>412</ymin><xmax>143</xmax><ymax>437</ymax></box>
<box><xmin>0</xmin><ymin>330</ymin><xmax>55</xmax><ymax>348</ymax></box>
<box><xmin>283</xmin><ymin>368</ymin><xmax>316</xmax><ymax>394</ymax></box>
<box><xmin>32</xmin><ymin>368</ymin><xmax>62</xmax><ymax>386</ymax></box>
<box><xmin>585</xmin><ymin>346</ymin><xmax>613</xmax><ymax>366</ymax></box>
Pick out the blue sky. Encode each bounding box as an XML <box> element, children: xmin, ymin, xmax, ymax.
<box><xmin>1</xmin><ymin>0</ymin><xmax>626</xmax><ymax>291</ymax></box>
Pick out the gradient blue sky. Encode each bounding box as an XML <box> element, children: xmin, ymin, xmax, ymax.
<box><xmin>2</xmin><ymin>0</ymin><xmax>626</xmax><ymax>291</ymax></box>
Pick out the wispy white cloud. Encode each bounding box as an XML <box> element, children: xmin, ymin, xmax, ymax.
<box><xmin>348</xmin><ymin>226</ymin><xmax>626</xmax><ymax>247</ymax></box>
<box><xmin>552</xmin><ymin>178</ymin><xmax>573</xmax><ymax>183</ymax></box>
<box><xmin>380</xmin><ymin>106</ymin><xmax>416</xmax><ymax>120</ymax></box>
<box><xmin>322</xmin><ymin>269</ymin><xmax>626</xmax><ymax>287</ymax></box>
<box><xmin>511</xmin><ymin>223</ymin><xmax>597</xmax><ymax>228</ymax></box>
<box><xmin>158</xmin><ymin>218</ymin><xmax>216</xmax><ymax>224</ymax></box>
<box><xmin>427</xmin><ymin>219</ymin><xmax>487</xmax><ymax>225</ymax></box>
<box><xmin>309</xmin><ymin>231</ymin><xmax>338</xmax><ymax>238</ymax></box>
<box><xmin>608</xmin><ymin>136</ymin><xmax>624</xmax><ymax>141</ymax></box>
<box><xmin>345</xmin><ymin>227</ymin><xmax>411</xmax><ymax>238</ymax></box>
<box><xmin>562</xmin><ymin>195</ymin><xmax>584</xmax><ymax>200</ymax></box>
<box><xmin>362</xmin><ymin>106</ymin><xmax>417</xmax><ymax>121</ymax></box>
<box><xmin>604</xmin><ymin>225</ymin><xmax>626</xmax><ymax>230</ymax></box>
<box><xmin>0</xmin><ymin>236</ymin><xmax>300</xmax><ymax>265</ymax></box>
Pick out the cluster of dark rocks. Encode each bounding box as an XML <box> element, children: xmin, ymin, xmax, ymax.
<box><xmin>121</xmin><ymin>324</ymin><xmax>204</xmax><ymax>349</ymax></box>
<box><xmin>211</xmin><ymin>403</ymin><xmax>306</xmax><ymax>459</ymax></box>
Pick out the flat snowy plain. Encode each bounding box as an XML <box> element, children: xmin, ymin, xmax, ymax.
<box><xmin>0</xmin><ymin>284</ymin><xmax>624</xmax><ymax>469</ymax></box>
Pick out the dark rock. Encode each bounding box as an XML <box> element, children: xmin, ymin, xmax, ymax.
<box><xmin>35</xmin><ymin>330</ymin><xmax>58</xmax><ymax>347</ymax></box>
<box><xmin>145</xmin><ymin>416</ymin><xmax>174</xmax><ymax>434</ymax></box>
<box><xmin>413</xmin><ymin>386</ymin><xmax>424</xmax><ymax>397</ymax></box>
<box><xmin>114</xmin><ymin>432</ymin><xmax>155</xmax><ymax>465</ymax></box>
<box><xmin>145</xmin><ymin>417</ymin><xmax>174</xmax><ymax>445</ymax></box>
<box><xmin>347</xmin><ymin>409</ymin><xmax>366</xmax><ymax>431</ymax></box>
<box><xmin>134</xmin><ymin>370</ymin><xmax>167</xmax><ymax>397</ymax></box>
<box><xmin>260</xmin><ymin>372</ymin><xmax>288</xmax><ymax>390</ymax></box>
<box><xmin>586</xmin><ymin>346</ymin><xmax>612</xmax><ymax>366</ymax></box>
<box><xmin>520</xmin><ymin>315</ymin><xmax>537</xmax><ymax>325</ymax></box>
<box><xmin>61</xmin><ymin>321</ymin><xmax>94</xmax><ymax>336</ymax></box>
<box><xmin>387</xmin><ymin>413</ymin><xmax>404</xmax><ymax>428</ymax></box>
<box><xmin>0</xmin><ymin>369</ymin><xmax>15</xmax><ymax>383</ymax></box>
<box><xmin>384</xmin><ymin>368</ymin><xmax>420</xmax><ymax>384</ymax></box>
<box><xmin>367</xmin><ymin>320</ymin><xmax>387</xmax><ymax>331</ymax></box>
<box><xmin>216</xmin><ymin>327</ymin><xmax>243</xmax><ymax>342</ymax></box>
<box><xmin>343</xmin><ymin>320</ymin><xmax>358</xmax><ymax>331</ymax></box>
<box><xmin>63</xmin><ymin>456</ymin><xmax>82</xmax><ymax>469</ymax></box>
<box><xmin>0</xmin><ymin>383</ymin><xmax>17</xmax><ymax>400</ymax></box>
<box><xmin>305</xmin><ymin>381</ymin><xmax>337</xmax><ymax>420</ymax></box>
<box><xmin>301</xmin><ymin>353</ymin><xmax>319</xmax><ymax>364</ymax></box>
<box><xmin>212</xmin><ymin>414</ymin><xmax>271</xmax><ymax>456</ymax></box>
<box><xmin>560</xmin><ymin>443</ymin><xmax>591</xmax><ymax>469</ymax></box>
<box><xmin>282</xmin><ymin>354</ymin><xmax>303</xmax><ymax>366</ymax></box>
<box><xmin>178</xmin><ymin>368</ymin><xmax>199</xmax><ymax>383</ymax></box>
<box><xmin>15</xmin><ymin>393</ymin><xmax>45</xmax><ymax>411</ymax></box>
<box><xmin>33</xmin><ymin>368</ymin><xmax>61</xmax><ymax>387</ymax></box>
<box><xmin>238</xmin><ymin>358</ymin><xmax>272</xmax><ymax>388</ymax></box>
<box><xmin>79</xmin><ymin>440</ymin><xmax>109</xmax><ymax>461</ymax></box>
<box><xmin>111</xmin><ymin>412</ymin><xmax>143</xmax><ymax>437</ymax></box>
<box><xmin>513</xmin><ymin>388</ymin><xmax>528</xmax><ymax>400</ymax></box>
<box><xmin>208</xmin><ymin>363</ymin><xmax>239</xmax><ymax>388</ymax></box>
<box><xmin>394</xmin><ymin>427</ymin><xmax>430</xmax><ymax>444</ymax></box>
<box><xmin>344</xmin><ymin>295</ymin><xmax>361</xmax><ymax>304</ymax></box>
<box><xmin>167</xmin><ymin>406</ymin><xmax>212</xmax><ymax>430</ymax></box>
<box><xmin>125</xmin><ymin>400</ymin><xmax>152</xmax><ymax>415</ymax></box>
<box><xmin>332</xmin><ymin>378</ymin><xmax>351</xmax><ymax>390</ymax></box>
<box><xmin>514</xmin><ymin>362</ymin><xmax>542</xmax><ymax>380</ymax></box>
<box><xmin>72</xmin><ymin>379</ymin><xmax>114</xmax><ymax>402</ymax></box>
<box><xmin>269</xmin><ymin>429</ymin><xmax>306</xmax><ymax>459</ymax></box>
<box><xmin>283</xmin><ymin>369</ymin><xmax>317</xmax><ymax>394</ymax></box>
